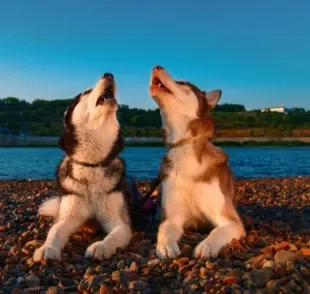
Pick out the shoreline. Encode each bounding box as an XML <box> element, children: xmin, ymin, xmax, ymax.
<box><xmin>0</xmin><ymin>135</ymin><xmax>310</xmax><ymax>147</ymax></box>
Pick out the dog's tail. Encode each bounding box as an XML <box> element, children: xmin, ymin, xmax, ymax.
<box><xmin>38</xmin><ymin>197</ymin><xmax>61</xmax><ymax>218</ymax></box>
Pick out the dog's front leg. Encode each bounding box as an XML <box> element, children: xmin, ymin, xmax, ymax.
<box><xmin>85</xmin><ymin>192</ymin><xmax>132</xmax><ymax>260</ymax></box>
<box><xmin>193</xmin><ymin>183</ymin><xmax>245</xmax><ymax>258</ymax></box>
<box><xmin>156</xmin><ymin>180</ymin><xmax>187</xmax><ymax>260</ymax></box>
<box><xmin>33</xmin><ymin>195</ymin><xmax>89</xmax><ymax>262</ymax></box>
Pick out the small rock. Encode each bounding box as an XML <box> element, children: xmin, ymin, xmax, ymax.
<box><xmin>24</xmin><ymin>287</ymin><xmax>45</xmax><ymax>294</ymax></box>
<box><xmin>266</xmin><ymin>279</ymin><xmax>282</xmax><ymax>291</ymax></box>
<box><xmin>128</xmin><ymin>280</ymin><xmax>147</xmax><ymax>290</ymax></box>
<box><xmin>112</xmin><ymin>270</ymin><xmax>139</xmax><ymax>284</ymax></box>
<box><xmin>117</xmin><ymin>260</ymin><xmax>125</xmax><ymax>269</ymax></box>
<box><xmin>173</xmin><ymin>257</ymin><xmax>190</xmax><ymax>267</ymax></box>
<box><xmin>17</xmin><ymin>277</ymin><xmax>24</xmax><ymax>285</ymax></box>
<box><xmin>245</xmin><ymin>254</ymin><xmax>266</xmax><ymax>269</ymax></box>
<box><xmin>129</xmin><ymin>261</ymin><xmax>139</xmax><ymax>271</ymax></box>
<box><xmin>11</xmin><ymin>289</ymin><xmax>23</xmax><ymax>294</ymax></box>
<box><xmin>84</xmin><ymin>267</ymin><xmax>96</xmax><ymax>279</ymax></box>
<box><xmin>217</xmin><ymin>259</ymin><xmax>233</xmax><ymax>268</ymax></box>
<box><xmin>46</xmin><ymin>286</ymin><xmax>65</xmax><ymax>294</ymax></box>
<box><xmin>99</xmin><ymin>284</ymin><xmax>111</xmax><ymax>294</ymax></box>
<box><xmin>58</xmin><ymin>278</ymin><xmax>74</xmax><ymax>288</ymax></box>
<box><xmin>181</xmin><ymin>244</ymin><xmax>193</xmax><ymax>257</ymax></box>
<box><xmin>233</xmin><ymin>260</ymin><xmax>246</xmax><ymax>268</ymax></box>
<box><xmin>164</xmin><ymin>272</ymin><xmax>176</xmax><ymax>279</ymax></box>
<box><xmin>228</xmin><ymin>268</ymin><xmax>244</xmax><ymax>279</ymax></box>
<box><xmin>200</xmin><ymin>267</ymin><xmax>207</xmax><ymax>278</ymax></box>
<box><xmin>274</xmin><ymin>250</ymin><xmax>297</xmax><ymax>266</ymax></box>
<box><xmin>96</xmin><ymin>266</ymin><xmax>112</xmax><ymax>274</ymax></box>
<box><xmin>205</xmin><ymin>261</ymin><xmax>217</xmax><ymax>270</ymax></box>
<box><xmin>288</xmin><ymin>244</ymin><xmax>298</xmax><ymax>251</ymax></box>
<box><xmin>25</xmin><ymin>257</ymin><xmax>34</xmax><ymax>267</ymax></box>
<box><xmin>223</xmin><ymin>276</ymin><xmax>241</xmax><ymax>285</ymax></box>
<box><xmin>234</xmin><ymin>252</ymin><xmax>255</xmax><ymax>261</ymax></box>
<box><xmin>3</xmin><ymin>277</ymin><xmax>17</xmax><ymax>286</ymax></box>
<box><xmin>25</xmin><ymin>273</ymin><xmax>40</xmax><ymax>287</ymax></box>
<box><xmin>78</xmin><ymin>279</ymin><xmax>89</xmax><ymax>292</ymax></box>
<box><xmin>256</xmin><ymin>239</ymin><xmax>269</xmax><ymax>247</ymax></box>
<box><xmin>87</xmin><ymin>275</ymin><xmax>103</xmax><ymax>290</ymax></box>
<box><xmin>0</xmin><ymin>225</ymin><xmax>7</xmax><ymax>232</ymax></box>
<box><xmin>179</xmin><ymin>264</ymin><xmax>193</xmax><ymax>274</ymax></box>
<box><xmin>300</xmin><ymin>248</ymin><xmax>310</xmax><ymax>256</ymax></box>
<box><xmin>63</xmin><ymin>286</ymin><xmax>77</xmax><ymax>292</ymax></box>
<box><xmin>273</xmin><ymin>266</ymin><xmax>288</xmax><ymax>278</ymax></box>
<box><xmin>147</xmin><ymin>258</ymin><xmax>160</xmax><ymax>268</ymax></box>
<box><xmin>247</xmin><ymin>267</ymin><xmax>274</xmax><ymax>288</ymax></box>
<box><xmin>262</xmin><ymin>260</ymin><xmax>275</xmax><ymax>268</ymax></box>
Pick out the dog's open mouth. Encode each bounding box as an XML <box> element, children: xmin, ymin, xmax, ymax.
<box><xmin>151</xmin><ymin>76</ymin><xmax>168</xmax><ymax>91</ymax></box>
<box><xmin>96</xmin><ymin>84</ymin><xmax>115</xmax><ymax>106</ymax></box>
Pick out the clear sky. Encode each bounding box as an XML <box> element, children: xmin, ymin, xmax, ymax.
<box><xmin>1</xmin><ymin>0</ymin><xmax>309</xmax><ymax>110</ymax></box>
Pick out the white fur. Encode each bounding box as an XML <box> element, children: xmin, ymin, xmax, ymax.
<box><xmin>156</xmin><ymin>147</ymin><xmax>245</xmax><ymax>259</ymax></box>
<box><xmin>85</xmin><ymin>191</ymin><xmax>132</xmax><ymax>259</ymax></box>
<box><xmin>34</xmin><ymin>191</ymin><xmax>132</xmax><ymax>262</ymax></box>
<box><xmin>33</xmin><ymin>75</ymin><xmax>133</xmax><ymax>262</ymax></box>
<box><xmin>38</xmin><ymin>197</ymin><xmax>61</xmax><ymax>217</ymax></box>
<box><xmin>150</xmin><ymin>67</ymin><xmax>245</xmax><ymax>260</ymax></box>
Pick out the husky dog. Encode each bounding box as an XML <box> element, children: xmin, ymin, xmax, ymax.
<box><xmin>33</xmin><ymin>73</ymin><xmax>141</xmax><ymax>262</ymax></box>
<box><xmin>149</xmin><ymin>65</ymin><xmax>246</xmax><ymax>259</ymax></box>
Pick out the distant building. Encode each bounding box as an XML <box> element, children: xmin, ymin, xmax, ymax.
<box><xmin>261</xmin><ymin>105</ymin><xmax>294</xmax><ymax>114</ymax></box>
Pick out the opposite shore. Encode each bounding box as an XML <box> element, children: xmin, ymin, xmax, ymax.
<box><xmin>1</xmin><ymin>134</ymin><xmax>310</xmax><ymax>147</ymax></box>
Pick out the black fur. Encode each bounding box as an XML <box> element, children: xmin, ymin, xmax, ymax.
<box><xmin>58</xmin><ymin>89</ymin><xmax>92</xmax><ymax>156</ymax></box>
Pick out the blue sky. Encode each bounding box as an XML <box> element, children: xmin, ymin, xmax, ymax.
<box><xmin>1</xmin><ymin>0</ymin><xmax>309</xmax><ymax>110</ymax></box>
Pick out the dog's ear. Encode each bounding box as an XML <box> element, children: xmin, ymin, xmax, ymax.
<box><xmin>63</xmin><ymin>89</ymin><xmax>89</xmax><ymax>129</ymax></box>
<box><xmin>58</xmin><ymin>129</ymin><xmax>78</xmax><ymax>155</ymax></box>
<box><xmin>204</xmin><ymin>90</ymin><xmax>221</xmax><ymax>109</ymax></box>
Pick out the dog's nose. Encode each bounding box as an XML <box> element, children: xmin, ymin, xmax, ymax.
<box><xmin>153</xmin><ymin>65</ymin><xmax>164</xmax><ymax>72</ymax></box>
<box><xmin>103</xmin><ymin>73</ymin><xmax>114</xmax><ymax>79</ymax></box>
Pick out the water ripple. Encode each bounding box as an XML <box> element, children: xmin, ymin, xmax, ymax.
<box><xmin>0</xmin><ymin>146</ymin><xmax>309</xmax><ymax>180</ymax></box>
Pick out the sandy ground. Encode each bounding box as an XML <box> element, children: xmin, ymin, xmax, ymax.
<box><xmin>0</xmin><ymin>177</ymin><xmax>310</xmax><ymax>293</ymax></box>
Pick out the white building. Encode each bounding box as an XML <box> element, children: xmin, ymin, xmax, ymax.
<box><xmin>261</xmin><ymin>105</ymin><xmax>293</xmax><ymax>114</ymax></box>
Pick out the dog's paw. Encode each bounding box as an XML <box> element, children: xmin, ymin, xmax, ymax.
<box><xmin>85</xmin><ymin>239</ymin><xmax>116</xmax><ymax>260</ymax></box>
<box><xmin>193</xmin><ymin>239</ymin><xmax>222</xmax><ymax>258</ymax></box>
<box><xmin>33</xmin><ymin>244</ymin><xmax>61</xmax><ymax>262</ymax></box>
<box><xmin>156</xmin><ymin>240</ymin><xmax>181</xmax><ymax>260</ymax></box>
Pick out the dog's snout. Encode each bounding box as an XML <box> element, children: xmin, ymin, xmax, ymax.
<box><xmin>153</xmin><ymin>65</ymin><xmax>164</xmax><ymax>72</ymax></box>
<box><xmin>103</xmin><ymin>73</ymin><xmax>114</xmax><ymax>79</ymax></box>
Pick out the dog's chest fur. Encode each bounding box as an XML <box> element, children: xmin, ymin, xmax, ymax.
<box><xmin>161</xmin><ymin>142</ymin><xmax>226</xmax><ymax>186</ymax></box>
<box><xmin>159</xmin><ymin>142</ymin><xmax>232</xmax><ymax>232</ymax></box>
<box><xmin>56</xmin><ymin>157</ymin><xmax>125</xmax><ymax>200</ymax></box>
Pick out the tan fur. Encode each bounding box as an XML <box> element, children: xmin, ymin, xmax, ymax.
<box><xmin>188</xmin><ymin>117</ymin><xmax>216</xmax><ymax>139</ymax></box>
<box><xmin>159</xmin><ymin>154</ymin><xmax>173</xmax><ymax>181</ymax></box>
<box><xmin>149</xmin><ymin>65</ymin><xmax>245</xmax><ymax>259</ymax></box>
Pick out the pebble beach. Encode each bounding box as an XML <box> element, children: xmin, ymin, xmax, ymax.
<box><xmin>0</xmin><ymin>177</ymin><xmax>310</xmax><ymax>294</ymax></box>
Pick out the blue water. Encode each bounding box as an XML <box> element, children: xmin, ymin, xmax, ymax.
<box><xmin>0</xmin><ymin>146</ymin><xmax>309</xmax><ymax>180</ymax></box>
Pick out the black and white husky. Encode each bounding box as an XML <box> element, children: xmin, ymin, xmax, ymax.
<box><xmin>33</xmin><ymin>73</ymin><xmax>142</xmax><ymax>262</ymax></box>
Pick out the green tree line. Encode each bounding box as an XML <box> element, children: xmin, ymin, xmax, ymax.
<box><xmin>0</xmin><ymin>97</ymin><xmax>309</xmax><ymax>137</ymax></box>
